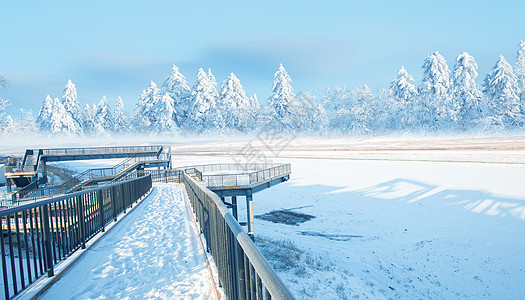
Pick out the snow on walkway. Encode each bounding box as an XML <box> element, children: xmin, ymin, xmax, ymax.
<box><xmin>41</xmin><ymin>184</ymin><xmax>214</xmax><ymax>300</ymax></box>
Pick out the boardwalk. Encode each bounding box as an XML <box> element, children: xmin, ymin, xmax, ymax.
<box><xmin>40</xmin><ymin>185</ymin><xmax>215</xmax><ymax>299</ymax></box>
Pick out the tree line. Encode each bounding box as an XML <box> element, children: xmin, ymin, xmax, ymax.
<box><xmin>1</xmin><ymin>41</ymin><xmax>524</xmax><ymax>137</ymax></box>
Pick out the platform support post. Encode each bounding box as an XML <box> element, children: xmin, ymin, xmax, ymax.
<box><xmin>246</xmin><ymin>194</ymin><xmax>254</xmax><ymax>240</ymax></box>
<box><xmin>232</xmin><ymin>196</ymin><xmax>238</xmax><ymax>220</ymax></box>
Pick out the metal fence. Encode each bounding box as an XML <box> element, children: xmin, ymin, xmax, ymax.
<box><xmin>178</xmin><ymin>163</ymin><xmax>291</xmax><ymax>188</ymax></box>
<box><xmin>11</xmin><ymin>153</ymin><xmax>171</xmax><ymax>205</ymax></box>
<box><xmin>183</xmin><ymin>172</ymin><xmax>295</xmax><ymax>300</ymax></box>
<box><xmin>41</xmin><ymin>146</ymin><xmax>163</xmax><ymax>157</ymax></box>
<box><xmin>0</xmin><ymin>175</ymin><xmax>152</xmax><ymax>299</ymax></box>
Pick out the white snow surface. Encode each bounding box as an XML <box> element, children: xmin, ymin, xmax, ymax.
<box><xmin>249</xmin><ymin>158</ymin><xmax>525</xmax><ymax>299</ymax></box>
<box><xmin>168</xmin><ymin>137</ymin><xmax>525</xmax><ymax>300</ymax></box>
<box><xmin>41</xmin><ymin>184</ymin><xmax>214</xmax><ymax>300</ymax></box>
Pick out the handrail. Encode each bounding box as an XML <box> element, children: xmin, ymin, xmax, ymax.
<box><xmin>175</xmin><ymin>163</ymin><xmax>291</xmax><ymax>188</ymax></box>
<box><xmin>0</xmin><ymin>174</ymin><xmax>153</xmax><ymax>299</ymax></box>
<box><xmin>2</xmin><ymin>161</ymin><xmax>294</xmax><ymax>299</ymax></box>
<box><xmin>183</xmin><ymin>171</ymin><xmax>295</xmax><ymax>300</ymax></box>
<box><xmin>11</xmin><ymin>146</ymin><xmax>172</xmax><ymax>203</ymax></box>
<box><xmin>41</xmin><ymin>145</ymin><xmax>162</xmax><ymax>157</ymax></box>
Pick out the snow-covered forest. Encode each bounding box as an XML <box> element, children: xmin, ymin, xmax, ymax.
<box><xmin>2</xmin><ymin>41</ymin><xmax>525</xmax><ymax>137</ymax></box>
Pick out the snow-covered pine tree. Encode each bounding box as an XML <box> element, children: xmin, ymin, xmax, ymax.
<box><xmin>0</xmin><ymin>74</ymin><xmax>10</xmax><ymax>135</ymax></box>
<box><xmin>93</xmin><ymin>96</ymin><xmax>114</xmax><ymax>135</ymax></box>
<box><xmin>154</xmin><ymin>93</ymin><xmax>178</xmax><ymax>134</ymax></box>
<box><xmin>2</xmin><ymin>116</ymin><xmax>14</xmax><ymax>135</ymax></box>
<box><xmin>295</xmin><ymin>91</ymin><xmax>328</xmax><ymax>133</ymax></box>
<box><xmin>515</xmin><ymin>41</ymin><xmax>525</xmax><ymax>97</ymax></box>
<box><xmin>113</xmin><ymin>97</ymin><xmax>129</xmax><ymax>134</ymax></box>
<box><xmin>326</xmin><ymin>87</ymin><xmax>363</xmax><ymax>134</ymax></box>
<box><xmin>83</xmin><ymin>103</ymin><xmax>97</xmax><ymax>135</ymax></box>
<box><xmin>268</xmin><ymin>64</ymin><xmax>301</xmax><ymax>130</ymax></box>
<box><xmin>450</xmin><ymin>52</ymin><xmax>483</xmax><ymax>131</ymax></box>
<box><xmin>482</xmin><ymin>55</ymin><xmax>522</xmax><ymax>129</ymax></box>
<box><xmin>388</xmin><ymin>66</ymin><xmax>418</xmax><ymax>131</ymax></box>
<box><xmin>161</xmin><ymin>65</ymin><xmax>191</xmax><ymax>126</ymax></box>
<box><xmin>49</xmin><ymin>97</ymin><xmax>78</xmax><ymax>135</ymax></box>
<box><xmin>132</xmin><ymin>81</ymin><xmax>161</xmax><ymax>133</ymax></box>
<box><xmin>187</xmin><ymin>68</ymin><xmax>219</xmax><ymax>133</ymax></box>
<box><xmin>36</xmin><ymin>95</ymin><xmax>54</xmax><ymax>132</ymax></box>
<box><xmin>249</xmin><ymin>94</ymin><xmax>261</xmax><ymax>130</ymax></box>
<box><xmin>0</xmin><ymin>98</ymin><xmax>11</xmax><ymax>135</ymax></box>
<box><xmin>10</xmin><ymin>109</ymin><xmax>39</xmax><ymax>136</ymax></box>
<box><xmin>417</xmin><ymin>51</ymin><xmax>451</xmax><ymax>131</ymax></box>
<box><xmin>218</xmin><ymin>73</ymin><xmax>252</xmax><ymax>132</ymax></box>
<box><xmin>390</xmin><ymin>66</ymin><xmax>418</xmax><ymax>103</ymax></box>
<box><xmin>353</xmin><ymin>85</ymin><xmax>377</xmax><ymax>133</ymax></box>
<box><xmin>61</xmin><ymin>79</ymin><xmax>84</xmax><ymax>134</ymax></box>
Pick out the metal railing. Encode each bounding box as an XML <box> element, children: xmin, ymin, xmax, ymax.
<box><xmin>175</xmin><ymin>163</ymin><xmax>291</xmax><ymax>188</ymax></box>
<box><xmin>3</xmin><ymin>166</ymin><xmax>35</xmax><ymax>174</ymax></box>
<box><xmin>41</xmin><ymin>146</ymin><xmax>162</xmax><ymax>157</ymax></box>
<box><xmin>11</xmin><ymin>148</ymin><xmax>171</xmax><ymax>204</ymax></box>
<box><xmin>182</xmin><ymin>172</ymin><xmax>295</xmax><ymax>300</ymax></box>
<box><xmin>0</xmin><ymin>175</ymin><xmax>152</xmax><ymax>300</ymax></box>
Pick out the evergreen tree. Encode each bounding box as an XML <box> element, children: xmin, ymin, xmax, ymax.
<box><xmin>515</xmin><ymin>41</ymin><xmax>525</xmax><ymax>96</ymax></box>
<box><xmin>417</xmin><ymin>51</ymin><xmax>451</xmax><ymax>131</ymax></box>
<box><xmin>8</xmin><ymin>109</ymin><xmax>39</xmax><ymax>136</ymax></box>
<box><xmin>268</xmin><ymin>64</ymin><xmax>301</xmax><ymax>129</ymax></box>
<box><xmin>161</xmin><ymin>65</ymin><xmax>191</xmax><ymax>126</ymax></box>
<box><xmin>450</xmin><ymin>52</ymin><xmax>483</xmax><ymax>130</ymax></box>
<box><xmin>61</xmin><ymin>79</ymin><xmax>84</xmax><ymax>133</ymax></box>
<box><xmin>154</xmin><ymin>93</ymin><xmax>178</xmax><ymax>133</ymax></box>
<box><xmin>0</xmin><ymin>74</ymin><xmax>10</xmax><ymax>134</ymax></box>
<box><xmin>354</xmin><ymin>85</ymin><xmax>377</xmax><ymax>133</ymax></box>
<box><xmin>132</xmin><ymin>81</ymin><xmax>161</xmax><ymax>133</ymax></box>
<box><xmin>249</xmin><ymin>94</ymin><xmax>261</xmax><ymax>130</ymax></box>
<box><xmin>388</xmin><ymin>66</ymin><xmax>418</xmax><ymax>130</ymax></box>
<box><xmin>218</xmin><ymin>73</ymin><xmax>252</xmax><ymax>132</ymax></box>
<box><xmin>187</xmin><ymin>68</ymin><xmax>219</xmax><ymax>133</ymax></box>
<box><xmin>113</xmin><ymin>97</ymin><xmax>129</xmax><ymax>134</ymax></box>
<box><xmin>390</xmin><ymin>66</ymin><xmax>417</xmax><ymax>102</ymax></box>
<box><xmin>482</xmin><ymin>55</ymin><xmax>521</xmax><ymax>129</ymax></box>
<box><xmin>83</xmin><ymin>103</ymin><xmax>97</xmax><ymax>135</ymax></box>
<box><xmin>49</xmin><ymin>97</ymin><xmax>78</xmax><ymax>135</ymax></box>
<box><xmin>93</xmin><ymin>96</ymin><xmax>114</xmax><ymax>135</ymax></box>
<box><xmin>327</xmin><ymin>87</ymin><xmax>364</xmax><ymax>134</ymax></box>
<box><xmin>295</xmin><ymin>91</ymin><xmax>328</xmax><ymax>133</ymax></box>
<box><xmin>36</xmin><ymin>95</ymin><xmax>54</xmax><ymax>132</ymax></box>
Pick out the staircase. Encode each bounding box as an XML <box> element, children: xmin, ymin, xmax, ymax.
<box><xmin>14</xmin><ymin>146</ymin><xmax>172</xmax><ymax>201</ymax></box>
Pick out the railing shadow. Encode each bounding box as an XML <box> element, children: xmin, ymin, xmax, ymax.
<box><xmin>340</xmin><ymin>178</ymin><xmax>525</xmax><ymax>221</ymax></box>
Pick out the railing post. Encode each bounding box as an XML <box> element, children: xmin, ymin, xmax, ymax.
<box><xmin>236</xmin><ymin>243</ymin><xmax>247</xmax><ymax>300</ymax></box>
<box><xmin>98</xmin><ymin>189</ymin><xmax>105</xmax><ymax>232</ymax></box>
<box><xmin>77</xmin><ymin>195</ymin><xmax>86</xmax><ymax>249</ymax></box>
<box><xmin>112</xmin><ymin>186</ymin><xmax>117</xmax><ymax>221</ymax></box>
<box><xmin>41</xmin><ymin>205</ymin><xmax>54</xmax><ymax>277</ymax></box>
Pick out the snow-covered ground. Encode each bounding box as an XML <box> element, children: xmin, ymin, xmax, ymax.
<box><xmin>2</xmin><ymin>135</ymin><xmax>524</xmax><ymax>299</ymax></box>
<box><xmin>40</xmin><ymin>184</ymin><xmax>215</xmax><ymax>300</ymax></box>
<box><xmin>169</xmin><ymin>137</ymin><xmax>525</xmax><ymax>299</ymax></box>
<box><xmin>248</xmin><ymin>158</ymin><xmax>525</xmax><ymax>299</ymax></box>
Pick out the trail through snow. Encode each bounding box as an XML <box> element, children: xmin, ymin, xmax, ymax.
<box><xmin>41</xmin><ymin>184</ymin><xmax>214</xmax><ymax>300</ymax></box>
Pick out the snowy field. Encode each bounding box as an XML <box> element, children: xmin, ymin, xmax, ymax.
<box><xmin>169</xmin><ymin>136</ymin><xmax>525</xmax><ymax>299</ymax></box>
<box><xmin>250</xmin><ymin>158</ymin><xmax>525</xmax><ymax>299</ymax></box>
<box><xmin>40</xmin><ymin>184</ymin><xmax>215</xmax><ymax>300</ymax></box>
<box><xmin>2</xmin><ymin>135</ymin><xmax>524</xmax><ymax>299</ymax></box>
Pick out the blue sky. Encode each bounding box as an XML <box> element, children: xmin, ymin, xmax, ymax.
<box><xmin>1</xmin><ymin>0</ymin><xmax>524</xmax><ymax>115</ymax></box>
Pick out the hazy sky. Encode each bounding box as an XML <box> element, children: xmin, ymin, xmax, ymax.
<box><xmin>1</xmin><ymin>0</ymin><xmax>524</xmax><ymax>115</ymax></box>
